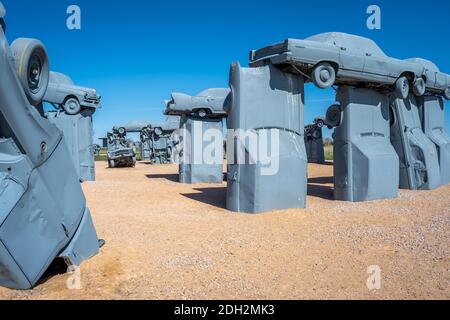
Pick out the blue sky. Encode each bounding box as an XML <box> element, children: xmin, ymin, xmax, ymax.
<box><xmin>2</xmin><ymin>0</ymin><xmax>449</xmax><ymax>140</ymax></box>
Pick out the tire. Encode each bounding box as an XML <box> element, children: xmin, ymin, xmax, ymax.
<box><xmin>0</xmin><ymin>18</ymin><xmax>5</xmax><ymax>33</ymax></box>
<box><xmin>154</xmin><ymin>127</ymin><xmax>163</xmax><ymax>136</ymax></box>
<box><xmin>63</xmin><ymin>97</ymin><xmax>81</xmax><ymax>115</ymax></box>
<box><xmin>395</xmin><ymin>76</ymin><xmax>410</xmax><ymax>100</ymax></box>
<box><xmin>444</xmin><ymin>87</ymin><xmax>450</xmax><ymax>101</ymax></box>
<box><xmin>118</xmin><ymin>127</ymin><xmax>127</xmax><ymax>137</ymax></box>
<box><xmin>326</xmin><ymin>104</ymin><xmax>342</xmax><ymax>128</ymax></box>
<box><xmin>311</xmin><ymin>62</ymin><xmax>336</xmax><ymax>89</ymax></box>
<box><xmin>312</xmin><ymin>130</ymin><xmax>322</xmax><ymax>140</ymax></box>
<box><xmin>315</xmin><ymin>119</ymin><xmax>324</xmax><ymax>128</ymax></box>
<box><xmin>412</xmin><ymin>78</ymin><xmax>426</xmax><ymax>97</ymax></box>
<box><xmin>196</xmin><ymin>109</ymin><xmax>207</xmax><ymax>119</ymax></box>
<box><xmin>109</xmin><ymin>159</ymin><xmax>115</xmax><ymax>168</ymax></box>
<box><xmin>10</xmin><ymin>38</ymin><xmax>50</xmax><ymax>106</ymax></box>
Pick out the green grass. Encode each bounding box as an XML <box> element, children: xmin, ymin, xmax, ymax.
<box><xmin>95</xmin><ymin>148</ymin><xmax>142</xmax><ymax>162</ymax></box>
<box><xmin>324</xmin><ymin>145</ymin><xmax>333</xmax><ymax>161</ymax></box>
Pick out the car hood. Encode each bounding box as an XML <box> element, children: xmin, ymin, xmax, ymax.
<box><xmin>56</xmin><ymin>83</ymin><xmax>99</xmax><ymax>97</ymax></box>
<box><xmin>405</xmin><ymin>58</ymin><xmax>440</xmax><ymax>72</ymax></box>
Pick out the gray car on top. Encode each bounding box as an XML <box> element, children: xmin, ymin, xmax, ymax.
<box><xmin>250</xmin><ymin>32</ymin><xmax>450</xmax><ymax>100</ymax></box>
<box><xmin>165</xmin><ymin>88</ymin><xmax>230</xmax><ymax>119</ymax></box>
<box><xmin>405</xmin><ymin>58</ymin><xmax>450</xmax><ymax>98</ymax></box>
<box><xmin>44</xmin><ymin>71</ymin><xmax>101</xmax><ymax>115</ymax></box>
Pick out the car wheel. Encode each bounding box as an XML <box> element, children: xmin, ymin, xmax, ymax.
<box><xmin>395</xmin><ymin>76</ymin><xmax>410</xmax><ymax>100</ymax></box>
<box><xmin>10</xmin><ymin>38</ymin><xmax>50</xmax><ymax>106</ymax></box>
<box><xmin>63</xmin><ymin>97</ymin><xmax>81</xmax><ymax>115</ymax></box>
<box><xmin>118</xmin><ymin>127</ymin><xmax>127</xmax><ymax>137</ymax></box>
<box><xmin>154</xmin><ymin>128</ymin><xmax>163</xmax><ymax>136</ymax></box>
<box><xmin>412</xmin><ymin>78</ymin><xmax>426</xmax><ymax>97</ymax></box>
<box><xmin>109</xmin><ymin>159</ymin><xmax>115</xmax><ymax>168</ymax></box>
<box><xmin>311</xmin><ymin>63</ymin><xmax>336</xmax><ymax>89</ymax></box>
<box><xmin>444</xmin><ymin>87</ymin><xmax>450</xmax><ymax>100</ymax></box>
<box><xmin>196</xmin><ymin>109</ymin><xmax>207</xmax><ymax>119</ymax></box>
<box><xmin>326</xmin><ymin>104</ymin><xmax>342</xmax><ymax>128</ymax></box>
<box><xmin>312</xmin><ymin>130</ymin><xmax>322</xmax><ymax>140</ymax></box>
<box><xmin>315</xmin><ymin>119</ymin><xmax>325</xmax><ymax>128</ymax></box>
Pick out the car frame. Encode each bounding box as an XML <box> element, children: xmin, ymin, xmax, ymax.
<box><xmin>249</xmin><ymin>32</ymin><xmax>427</xmax><ymax>99</ymax></box>
<box><xmin>44</xmin><ymin>71</ymin><xmax>101</xmax><ymax>115</ymax></box>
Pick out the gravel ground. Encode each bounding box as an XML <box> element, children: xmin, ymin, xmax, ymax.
<box><xmin>0</xmin><ymin>162</ymin><xmax>449</xmax><ymax>300</ymax></box>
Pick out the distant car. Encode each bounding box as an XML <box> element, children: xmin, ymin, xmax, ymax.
<box><xmin>405</xmin><ymin>58</ymin><xmax>450</xmax><ymax>100</ymax></box>
<box><xmin>165</xmin><ymin>88</ymin><xmax>230</xmax><ymax>118</ymax></box>
<box><xmin>249</xmin><ymin>32</ymin><xmax>428</xmax><ymax>99</ymax></box>
<box><xmin>107</xmin><ymin>128</ymin><xmax>136</xmax><ymax>168</ymax></box>
<box><xmin>44</xmin><ymin>71</ymin><xmax>101</xmax><ymax>115</ymax></box>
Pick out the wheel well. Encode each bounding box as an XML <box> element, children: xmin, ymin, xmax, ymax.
<box><xmin>400</xmin><ymin>72</ymin><xmax>415</xmax><ymax>82</ymax></box>
<box><xmin>193</xmin><ymin>108</ymin><xmax>211</xmax><ymax>114</ymax></box>
<box><xmin>63</xmin><ymin>95</ymin><xmax>79</xmax><ymax>104</ymax></box>
<box><xmin>317</xmin><ymin>61</ymin><xmax>339</xmax><ymax>73</ymax></box>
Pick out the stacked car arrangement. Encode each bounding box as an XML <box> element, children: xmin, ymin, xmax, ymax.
<box><xmin>0</xmin><ymin>1</ymin><xmax>448</xmax><ymax>290</ymax></box>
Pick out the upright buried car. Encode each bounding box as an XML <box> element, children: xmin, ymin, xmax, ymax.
<box><xmin>107</xmin><ymin>127</ymin><xmax>136</xmax><ymax>168</ymax></box>
<box><xmin>0</xmin><ymin>3</ymin><xmax>100</xmax><ymax>290</ymax></box>
<box><xmin>250</xmin><ymin>32</ymin><xmax>426</xmax><ymax>99</ymax></box>
<box><xmin>44</xmin><ymin>71</ymin><xmax>101</xmax><ymax>115</ymax></box>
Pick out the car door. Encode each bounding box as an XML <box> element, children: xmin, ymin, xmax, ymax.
<box><xmin>338</xmin><ymin>45</ymin><xmax>365</xmax><ymax>74</ymax></box>
<box><xmin>362</xmin><ymin>53</ymin><xmax>390</xmax><ymax>82</ymax></box>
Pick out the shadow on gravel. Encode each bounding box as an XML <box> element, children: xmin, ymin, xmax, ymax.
<box><xmin>181</xmin><ymin>187</ymin><xmax>227</xmax><ymax>209</ymax></box>
<box><xmin>146</xmin><ymin>174</ymin><xmax>179</xmax><ymax>182</ymax></box>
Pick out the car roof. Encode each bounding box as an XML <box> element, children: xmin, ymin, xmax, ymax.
<box><xmin>0</xmin><ymin>3</ymin><xmax>5</xmax><ymax>18</ymax></box>
<box><xmin>306</xmin><ymin>32</ymin><xmax>387</xmax><ymax>57</ymax></box>
<box><xmin>405</xmin><ymin>58</ymin><xmax>440</xmax><ymax>72</ymax></box>
<box><xmin>50</xmin><ymin>71</ymin><xmax>74</xmax><ymax>86</ymax></box>
<box><xmin>197</xmin><ymin>88</ymin><xmax>231</xmax><ymax>98</ymax></box>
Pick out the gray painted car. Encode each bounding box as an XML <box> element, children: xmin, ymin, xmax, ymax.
<box><xmin>0</xmin><ymin>3</ymin><xmax>100</xmax><ymax>289</ymax></box>
<box><xmin>250</xmin><ymin>32</ymin><xmax>428</xmax><ymax>99</ymax></box>
<box><xmin>44</xmin><ymin>71</ymin><xmax>101</xmax><ymax>115</ymax></box>
<box><xmin>107</xmin><ymin>128</ymin><xmax>136</xmax><ymax>168</ymax></box>
<box><xmin>405</xmin><ymin>58</ymin><xmax>450</xmax><ymax>99</ymax></box>
<box><xmin>165</xmin><ymin>88</ymin><xmax>230</xmax><ymax>118</ymax></box>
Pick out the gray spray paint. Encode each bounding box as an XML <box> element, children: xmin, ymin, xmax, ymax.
<box><xmin>46</xmin><ymin>110</ymin><xmax>96</xmax><ymax>182</ymax></box>
<box><xmin>165</xmin><ymin>88</ymin><xmax>229</xmax><ymax>184</ymax></box>
<box><xmin>333</xmin><ymin>86</ymin><xmax>399</xmax><ymax>202</ymax></box>
<box><xmin>418</xmin><ymin>96</ymin><xmax>450</xmax><ymax>185</ymax></box>
<box><xmin>226</xmin><ymin>62</ymin><xmax>307</xmax><ymax>213</ymax></box>
<box><xmin>0</xmin><ymin>16</ymin><xmax>99</xmax><ymax>290</ymax></box>
<box><xmin>390</xmin><ymin>94</ymin><xmax>441</xmax><ymax>190</ymax></box>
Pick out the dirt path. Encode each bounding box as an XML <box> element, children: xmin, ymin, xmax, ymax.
<box><xmin>1</xmin><ymin>162</ymin><xmax>448</xmax><ymax>300</ymax></box>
